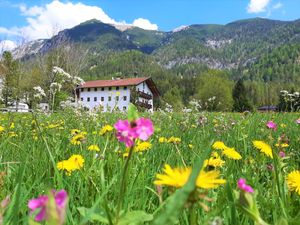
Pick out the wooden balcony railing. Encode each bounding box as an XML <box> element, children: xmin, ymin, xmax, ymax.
<box><xmin>137</xmin><ymin>91</ymin><xmax>152</xmax><ymax>100</ymax></box>
<box><xmin>136</xmin><ymin>101</ymin><xmax>152</xmax><ymax>109</ymax></box>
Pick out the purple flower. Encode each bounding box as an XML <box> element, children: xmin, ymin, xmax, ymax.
<box><xmin>296</xmin><ymin>119</ymin><xmax>300</xmax><ymax>124</ymax></box>
<box><xmin>237</xmin><ymin>178</ymin><xmax>254</xmax><ymax>193</ymax></box>
<box><xmin>266</xmin><ymin>121</ymin><xmax>277</xmax><ymax>131</ymax></box>
<box><xmin>279</xmin><ymin>151</ymin><xmax>286</xmax><ymax>158</ymax></box>
<box><xmin>135</xmin><ymin>118</ymin><xmax>154</xmax><ymax>141</ymax></box>
<box><xmin>28</xmin><ymin>190</ymin><xmax>67</xmax><ymax>222</ymax></box>
<box><xmin>114</xmin><ymin>120</ymin><xmax>136</xmax><ymax>147</ymax></box>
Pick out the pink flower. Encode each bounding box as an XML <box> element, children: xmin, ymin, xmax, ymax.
<box><xmin>237</xmin><ymin>178</ymin><xmax>254</xmax><ymax>193</ymax></box>
<box><xmin>114</xmin><ymin>120</ymin><xmax>136</xmax><ymax>147</ymax></box>
<box><xmin>296</xmin><ymin>119</ymin><xmax>300</xmax><ymax>124</ymax></box>
<box><xmin>28</xmin><ymin>190</ymin><xmax>67</xmax><ymax>222</ymax></box>
<box><xmin>266</xmin><ymin>121</ymin><xmax>277</xmax><ymax>130</ymax></box>
<box><xmin>135</xmin><ymin>118</ymin><xmax>154</xmax><ymax>141</ymax></box>
<box><xmin>279</xmin><ymin>151</ymin><xmax>286</xmax><ymax>158</ymax></box>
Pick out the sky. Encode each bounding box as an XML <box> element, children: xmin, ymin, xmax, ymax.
<box><xmin>0</xmin><ymin>0</ymin><xmax>300</xmax><ymax>51</ymax></box>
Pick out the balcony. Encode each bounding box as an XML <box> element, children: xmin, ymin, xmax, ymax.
<box><xmin>137</xmin><ymin>91</ymin><xmax>152</xmax><ymax>100</ymax></box>
<box><xmin>136</xmin><ymin>101</ymin><xmax>152</xmax><ymax>109</ymax></box>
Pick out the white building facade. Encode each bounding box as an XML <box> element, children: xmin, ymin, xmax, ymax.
<box><xmin>77</xmin><ymin>77</ymin><xmax>159</xmax><ymax>112</ymax></box>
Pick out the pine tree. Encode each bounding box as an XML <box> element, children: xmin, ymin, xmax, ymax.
<box><xmin>232</xmin><ymin>79</ymin><xmax>253</xmax><ymax>112</ymax></box>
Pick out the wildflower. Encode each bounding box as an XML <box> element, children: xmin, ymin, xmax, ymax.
<box><xmin>237</xmin><ymin>178</ymin><xmax>254</xmax><ymax>193</ymax></box>
<box><xmin>57</xmin><ymin>155</ymin><xmax>84</xmax><ymax>175</ymax></box>
<box><xmin>188</xmin><ymin>144</ymin><xmax>194</xmax><ymax>149</ymax></box>
<box><xmin>99</xmin><ymin>125</ymin><xmax>113</xmax><ymax>135</ymax></box>
<box><xmin>212</xmin><ymin>141</ymin><xmax>226</xmax><ymax>150</ymax></box>
<box><xmin>253</xmin><ymin>141</ymin><xmax>273</xmax><ymax>159</ymax></box>
<box><xmin>275</xmin><ymin>143</ymin><xmax>289</xmax><ymax>148</ymax></box>
<box><xmin>9</xmin><ymin>123</ymin><xmax>14</xmax><ymax>129</ymax></box>
<box><xmin>154</xmin><ymin>164</ymin><xmax>226</xmax><ymax>189</ymax></box>
<box><xmin>279</xmin><ymin>151</ymin><xmax>286</xmax><ymax>158</ymax></box>
<box><xmin>167</xmin><ymin>136</ymin><xmax>181</xmax><ymax>144</ymax></box>
<box><xmin>70</xmin><ymin>129</ymin><xmax>80</xmax><ymax>135</ymax></box>
<box><xmin>159</xmin><ymin>137</ymin><xmax>168</xmax><ymax>143</ymax></box>
<box><xmin>0</xmin><ymin>126</ymin><xmax>4</xmax><ymax>132</ymax></box>
<box><xmin>135</xmin><ymin>118</ymin><xmax>154</xmax><ymax>141</ymax></box>
<box><xmin>204</xmin><ymin>155</ymin><xmax>225</xmax><ymax>168</ymax></box>
<box><xmin>296</xmin><ymin>119</ymin><xmax>300</xmax><ymax>124</ymax></box>
<box><xmin>28</xmin><ymin>190</ymin><xmax>67</xmax><ymax>222</ymax></box>
<box><xmin>114</xmin><ymin>120</ymin><xmax>136</xmax><ymax>147</ymax></box>
<box><xmin>280</xmin><ymin>123</ymin><xmax>286</xmax><ymax>128</ymax></box>
<box><xmin>222</xmin><ymin>147</ymin><xmax>242</xmax><ymax>160</ymax></box>
<box><xmin>266</xmin><ymin>121</ymin><xmax>277</xmax><ymax>131</ymax></box>
<box><xmin>70</xmin><ymin>133</ymin><xmax>86</xmax><ymax>145</ymax></box>
<box><xmin>135</xmin><ymin>141</ymin><xmax>152</xmax><ymax>152</ymax></box>
<box><xmin>88</xmin><ymin>145</ymin><xmax>100</xmax><ymax>151</ymax></box>
<box><xmin>287</xmin><ymin>170</ymin><xmax>300</xmax><ymax>195</ymax></box>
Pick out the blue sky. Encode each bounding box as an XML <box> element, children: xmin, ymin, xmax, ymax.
<box><xmin>0</xmin><ymin>0</ymin><xmax>300</xmax><ymax>50</ymax></box>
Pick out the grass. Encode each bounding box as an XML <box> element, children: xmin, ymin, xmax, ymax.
<box><xmin>0</xmin><ymin>110</ymin><xmax>300</xmax><ymax>224</ymax></box>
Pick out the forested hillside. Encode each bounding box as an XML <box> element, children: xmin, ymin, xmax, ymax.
<box><xmin>3</xmin><ymin>18</ymin><xmax>300</xmax><ymax>110</ymax></box>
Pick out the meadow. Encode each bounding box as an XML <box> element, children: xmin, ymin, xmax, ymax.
<box><xmin>0</xmin><ymin>108</ymin><xmax>299</xmax><ymax>225</ymax></box>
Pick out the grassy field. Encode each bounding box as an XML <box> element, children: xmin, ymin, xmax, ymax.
<box><xmin>0</xmin><ymin>109</ymin><xmax>300</xmax><ymax>225</ymax></box>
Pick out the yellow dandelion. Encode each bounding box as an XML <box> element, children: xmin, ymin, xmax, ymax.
<box><xmin>159</xmin><ymin>137</ymin><xmax>168</xmax><ymax>143</ymax></box>
<box><xmin>9</xmin><ymin>123</ymin><xmax>14</xmax><ymax>129</ymax></box>
<box><xmin>0</xmin><ymin>126</ymin><xmax>5</xmax><ymax>132</ymax></box>
<box><xmin>188</xmin><ymin>144</ymin><xmax>194</xmax><ymax>149</ymax></box>
<box><xmin>71</xmin><ymin>129</ymin><xmax>81</xmax><ymax>135</ymax></box>
<box><xmin>167</xmin><ymin>136</ymin><xmax>181</xmax><ymax>144</ymax></box>
<box><xmin>68</xmin><ymin>154</ymin><xmax>84</xmax><ymax>169</ymax></box>
<box><xmin>253</xmin><ymin>141</ymin><xmax>273</xmax><ymax>159</ymax></box>
<box><xmin>88</xmin><ymin>145</ymin><xmax>100</xmax><ymax>151</ymax></box>
<box><xmin>212</xmin><ymin>141</ymin><xmax>226</xmax><ymax>150</ymax></box>
<box><xmin>154</xmin><ymin>164</ymin><xmax>226</xmax><ymax>189</ymax></box>
<box><xmin>204</xmin><ymin>156</ymin><xmax>225</xmax><ymax>168</ymax></box>
<box><xmin>287</xmin><ymin>170</ymin><xmax>300</xmax><ymax>195</ymax></box>
<box><xmin>135</xmin><ymin>141</ymin><xmax>152</xmax><ymax>152</ymax></box>
<box><xmin>8</xmin><ymin>132</ymin><xmax>17</xmax><ymax>137</ymax></box>
<box><xmin>99</xmin><ymin>125</ymin><xmax>113</xmax><ymax>135</ymax></box>
<box><xmin>222</xmin><ymin>147</ymin><xmax>242</xmax><ymax>160</ymax></box>
<box><xmin>70</xmin><ymin>133</ymin><xmax>86</xmax><ymax>145</ymax></box>
<box><xmin>275</xmin><ymin>143</ymin><xmax>289</xmax><ymax>148</ymax></box>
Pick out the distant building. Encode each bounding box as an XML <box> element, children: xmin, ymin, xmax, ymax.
<box><xmin>77</xmin><ymin>77</ymin><xmax>160</xmax><ymax>112</ymax></box>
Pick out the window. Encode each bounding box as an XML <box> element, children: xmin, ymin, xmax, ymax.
<box><xmin>108</xmin><ymin>96</ymin><xmax>112</xmax><ymax>101</ymax></box>
<box><xmin>81</xmin><ymin>97</ymin><xmax>83</xmax><ymax>101</ymax></box>
<box><xmin>101</xmin><ymin>87</ymin><xmax>104</xmax><ymax>91</ymax></box>
<box><xmin>101</xmin><ymin>97</ymin><xmax>104</xmax><ymax>101</ymax></box>
<box><xmin>137</xmin><ymin>88</ymin><xmax>140</xmax><ymax>91</ymax></box>
<box><xmin>94</xmin><ymin>97</ymin><xmax>97</xmax><ymax>101</ymax></box>
<box><xmin>123</xmin><ymin>106</ymin><xmax>127</xmax><ymax>110</ymax></box>
<box><xmin>94</xmin><ymin>88</ymin><xmax>97</xmax><ymax>91</ymax></box>
<box><xmin>116</xmin><ymin>86</ymin><xmax>119</xmax><ymax>90</ymax></box>
<box><xmin>81</xmin><ymin>88</ymin><xmax>84</xmax><ymax>92</ymax></box>
<box><xmin>123</xmin><ymin>96</ymin><xmax>127</xmax><ymax>101</ymax></box>
<box><xmin>87</xmin><ymin>88</ymin><xmax>90</xmax><ymax>92</ymax></box>
<box><xmin>109</xmin><ymin>87</ymin><xmax>112</xmax><ymax>91</ymax></box>
<box><xmin>124</xmin><ymin>86</ymin><xmax>127</xmax><ymax>90</ymax></box>
<box><xmin>87</xmin><ymin>97</ymin><xmax>90</xmax><ymax>102</ymax></box>
<box><xmin>116</xmin><ymin>96</ymin><xmax>119</xmax><ymax>101</ymax></box>
<box><xmin>143</xmin><ymin>82</ymin><xmax>145</xmax><ymax>89</ymax></box>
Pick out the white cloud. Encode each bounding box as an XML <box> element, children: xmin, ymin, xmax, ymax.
<box><xmin>0</xmin><ymin>40</ymin><xmax>17</xmax><ymax>52</ymax></box>
<box><xmin>132</xmin><ymin>18</ymin><xmax>158</xmax><ymax>30</ymax></box>
<box><xmin>0</xmin><ymin>0</ymin><xmax>158</xmax><ymax>41</ymax></box>
<box><xmin>247</xmin><ymin>0</ymin><xmax>271</xmax><ymax>13</ymax></box>
<box><xmin>273</xmin><ymin>3</ymin><xmax>283</xmax><ymax>9</ymax></box>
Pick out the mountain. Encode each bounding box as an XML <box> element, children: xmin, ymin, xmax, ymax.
<box><xmin>11</xmin><ymin>18</ymin><xmax>300</xmax><ymax>78</ymax></box>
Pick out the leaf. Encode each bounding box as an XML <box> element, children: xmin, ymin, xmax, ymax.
<box><xmin>119</xmin><ymin>210</ymin><xmax>153</xmax><ymax>225</ymax></box>
<box><xmin>78</xmin><ymin>207</ymin><xmax>109</xmax><ymax>224</ymax></box>
<box><xmin>127</xmin><ymin>103</ymin><xmax>139</xmax><ymax>122</ymax></box>
<box><xmin>275</xmin><ymin>218</ymin><xmax>288</xmax><ymax>225</ymax></box>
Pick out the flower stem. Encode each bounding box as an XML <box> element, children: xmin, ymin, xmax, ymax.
<box><xmin>189</xmin><ymin>204</ymin><xmax>198</xmax><ymax>225</ymax></box>
<box><xmin>115</xmin><ymin>146</ymin><xmax>134</xmax><ymax>224</ymax></box>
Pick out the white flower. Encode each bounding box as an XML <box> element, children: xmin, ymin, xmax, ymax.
<box><xmin>50</xmin><ymin>82</ymin><xmax>62</xmax><ymax>93</ymax></box>
<box><xmin>53</xmin><ymin>66</ymin><xmax>71</xmax><ymax>80</ymax></box>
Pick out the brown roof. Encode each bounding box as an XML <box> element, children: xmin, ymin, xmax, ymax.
<box><xmin>79</xmin><ymin>77</ymin><xmax>160</xmax><ymax>97</ymax></box>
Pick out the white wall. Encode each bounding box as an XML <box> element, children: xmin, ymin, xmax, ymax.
<box><xmin>79</xmin><ymin>86</ymin><xmax>131</xmax><ymax>112</ymax></box>
<box><xmin>78</xmin><ymin>81</ymin><xmax>154</xmax><ymax>112</ymax></box>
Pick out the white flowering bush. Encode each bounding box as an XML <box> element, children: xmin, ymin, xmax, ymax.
<box><xmin>278</xmin><ymin>90</ymin><xmax>300</xmax><ymax>112</ymax></box>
